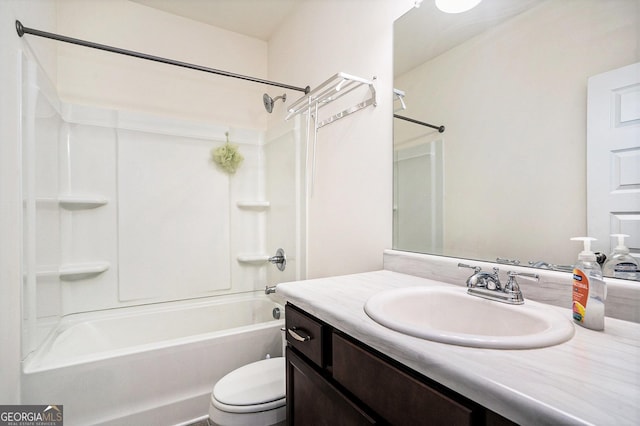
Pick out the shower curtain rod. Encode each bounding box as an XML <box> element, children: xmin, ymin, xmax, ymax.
<box><xmin>394</xmin><ymin>114</ymin><xmax>445</xmax><ymax>133</ymax></box>
<box><xmin>15</xmin><ymin>20</ymin><xmax>310</xmax><ymax>94</ymax></box>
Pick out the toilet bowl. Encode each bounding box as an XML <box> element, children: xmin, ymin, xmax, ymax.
<box><xmin>208</xmin><ymin>356</ymin><xmax>286</xmax><ymax>426</ymax></box>
<box><xmin>209</xmin><ymin>324</ymin><xmax>287</xmax><ymax>426</ymax></box>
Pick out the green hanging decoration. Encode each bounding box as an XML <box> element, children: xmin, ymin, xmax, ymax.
<box><xmin>211</xmin><ymin>131</ymin><xmax>244</xmax><ymax>174</ymax></box>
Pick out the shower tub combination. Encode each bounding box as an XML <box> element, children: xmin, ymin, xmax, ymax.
<box><xmin>18</xmin><ymin>23</ymin><xmax>302</xmax><ymax>426</ymax></box>
<box><xmin>22</xmin><ymin>294</ymin><xmax>284</xmax><ymax>426</ymax></box>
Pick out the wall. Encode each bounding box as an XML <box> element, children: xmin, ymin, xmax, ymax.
<box><xmin>56</xmin><ymin>0</ymin><xmax>268</xmax><ymax>129</ymax></box>
<box><xmin>394</xmin><ymin>0</ymin><xmax>639</xmax><ymax>265</ymax></box>
<box><xmin>0</xmin><ymin>0</ymin><xmax>57</xmax><ymax>405</ymax></box>
<box><xmin>268</xmin><ymin>0</ymin><xmax>415</xmax><ymax>278</ymax></box>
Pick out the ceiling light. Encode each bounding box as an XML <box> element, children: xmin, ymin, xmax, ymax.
<box><xmin>435</xmin><ymin>0</ymin><xmax>482</xmax><ymax>14</ymax></box>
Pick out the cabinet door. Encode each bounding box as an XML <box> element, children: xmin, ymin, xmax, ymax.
<box><xmin>333</xmin><ymin>332</ymin><xmax>474</xmax><ymax>426</ymax></box>
<box><xmin>286</xmin><ymin>347</ymin><xmax>376</xmax><ymax>425</ymax></box>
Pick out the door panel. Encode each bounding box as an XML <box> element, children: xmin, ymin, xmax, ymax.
<box><xmin>587</xmin><ymin>62</ymin><xmax>640</xmax><ymax>260</ymax></box>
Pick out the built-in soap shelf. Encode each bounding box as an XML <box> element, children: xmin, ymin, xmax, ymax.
<box><xmin>35</xmin><ymin>195</ymin><xmax>108</xmax><ymax>210</ymax></box>
<box><xmin>36</xmin><ymin>262</ymin><xmax>110</xmax><ymax>281</ymax></box>
<box><xmin>237</xmin><ymin>254</ymin><xmax>270</xmax><ymax>264</ymax></box>
<box><xmin>58</xmin><ymin>195</ymin><xmax>108</xmax><ymax>210</ymax></box>
<box><xmin>236</xmin><ymin>201</ymin><xmax>270</xmax><ymax>210</ymax></box>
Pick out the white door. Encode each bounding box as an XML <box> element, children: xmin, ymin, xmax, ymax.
<box><xmin>587</xmin><ymin>62</ymin><xmax>640</xmax><ymax>260</ymax></box>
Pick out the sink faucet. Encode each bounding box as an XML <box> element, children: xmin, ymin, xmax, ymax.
<box><xmin>458</xmin><ymin>263</ymin><xmax>501</xmax><ymax>290</ymax></box>
<box><xmin>528</xmin><ymin>260</ymin><xmax>573</xmax><ymax>273</ymax></box>
<box><xmin>458</xmin><ymin>263</ymin><xmax>539</xmax><ymax>305</ymax></box>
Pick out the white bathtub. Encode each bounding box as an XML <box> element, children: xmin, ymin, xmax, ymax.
<box><xmin>21</xmin><ymin>294</ymin><xmax>285</xmax><ymax>426</ymax></box>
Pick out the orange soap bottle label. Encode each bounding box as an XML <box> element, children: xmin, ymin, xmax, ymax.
<box><xmin>572</xmin><ymin>269</ymin><xmax>589</xmax><ymax>322</ymax></box>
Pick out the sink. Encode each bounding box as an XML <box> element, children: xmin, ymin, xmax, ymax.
<box><xmin>364</xmin><ymin>286</ymin><xmax>574</xmax><ymax>349</ymax></box>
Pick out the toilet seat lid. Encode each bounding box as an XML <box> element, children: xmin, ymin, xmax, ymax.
<box><xmin>213</xmin><ymin>357</ymin><xmax>285</xmax><ymax>407</ymax></box>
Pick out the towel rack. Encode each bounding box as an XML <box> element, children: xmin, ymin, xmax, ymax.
<box><xmin>286</xmin><ymin>72</ymin><xmax>377</xmax><ymax>194</ymax></box>
<box><xmin>286</xmin><ymin>72</ymin><xmax>377</xmax><ymax>124</ymax></box>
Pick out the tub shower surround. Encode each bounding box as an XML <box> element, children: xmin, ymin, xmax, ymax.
<box><xmin>26</xmin><ymin>100</ymin><xmax>270</xmax><ymax>306</ymax></box>
<box><xmin>20</xmin><ymin>55</ymin><xmax>299</xmax><ymax>425</ymax></box>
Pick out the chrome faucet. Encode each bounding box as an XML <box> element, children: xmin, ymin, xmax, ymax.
<box><xmin>496</xmin><ymin>257</ymin><xmax>520</xmax><ymax>266</ymax></box>
<box><xmin>528</xmin><ymin>260</ymin><xmax>573</xmax><ymax>273</ymax></box>
<box><xmin>458</xmin><ymin>263</ymin><xmax>539</xmax><ymax>305</ymax></box>
<box><xmin>458</xmin><ymin>263</ymin><xmax>501</xmax><ymax>290</ymax></box>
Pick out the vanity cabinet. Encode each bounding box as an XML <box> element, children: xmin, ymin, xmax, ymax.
<box><xmin>285</xmin><ymin>303</ymin><xmax>516</xmax><ymax>426</ymax></box>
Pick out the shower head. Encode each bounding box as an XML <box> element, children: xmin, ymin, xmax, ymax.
<box><xmin>263</xmin><ymin>93</ymin><xmax>287</xmax><ymax>113</ymax></box>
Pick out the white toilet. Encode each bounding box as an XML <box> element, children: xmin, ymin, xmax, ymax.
<box><xmin>208</xmin><ymin>330</ymin><xmax>286</xmax><ymax>426</ymax></box>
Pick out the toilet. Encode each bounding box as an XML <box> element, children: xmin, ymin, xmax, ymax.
<box><xmin>208</xmin><ymin>330</ymin><xmax>287</xmax><ymax>426</ymax></box>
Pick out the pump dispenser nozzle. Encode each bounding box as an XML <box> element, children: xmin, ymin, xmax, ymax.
<box><xmin>571</xmin><ymin>237</ymin><xmax>597</xmax><ymax>261</ymax></box>
<box><xmin>604</xmin><ymin>234</ymin><xmax>639</xmax><ymax>280</ymax></box>
<box><xmin>611</xmin><ymin>234</ymin><xmax>631</xmax><ymax>254</ymax></box>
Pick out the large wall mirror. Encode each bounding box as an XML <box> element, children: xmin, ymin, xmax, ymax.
<box><xmin>393</xmin><ymin>0</ymin><xmax>640</xmax><ymax>279</ymax></box>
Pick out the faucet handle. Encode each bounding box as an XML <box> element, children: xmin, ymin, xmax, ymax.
<box><xmin>458</xmin><ymin>263</ymin><xmax>481</xmax><ymax>273</ymax></box>
<box><xmin>497</xmin><ymin>257</ymin><xmax>520</xmax><ymax>265</ymax></box>
<box><xmin>504</xmin><ymin>271</ymin><xmax>539</xmax><ymax>293</ymax></box>
<box><xmin>508</xmin><ymin>271</ymin><xmax>539</xmax><ymax>280</ymax></box>
<box><xmin>458</xmin><ymin>263</ymin><xmax>482</xmax><ymax>288</ymax></box>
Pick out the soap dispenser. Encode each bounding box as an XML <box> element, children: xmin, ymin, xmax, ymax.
<box><xmin>570</xmin><ymin>237</ymin><xmax>606</xmax><ymax>331</ymax></box>
<box><xmin>603</xmin><ymin>234</ymin><xmax>639</xmax><ymax>280</ymax></box>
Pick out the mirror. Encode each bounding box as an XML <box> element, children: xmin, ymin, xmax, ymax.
<box><xmin>393</xmin><ymin>0</ymin><xmax>640</xmax><ymax>279</ymax></box>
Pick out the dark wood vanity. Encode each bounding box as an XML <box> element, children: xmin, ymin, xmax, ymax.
<box><xmin>285</xmin><ymin>303</ymin><xmax>516</xmax><ymax>425</ymax></box>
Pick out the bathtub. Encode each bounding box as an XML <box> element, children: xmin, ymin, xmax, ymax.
<box><xmin>21</xmin><ymin>293</ymin><xmax>285</xmax><ymax>426</ymax></box>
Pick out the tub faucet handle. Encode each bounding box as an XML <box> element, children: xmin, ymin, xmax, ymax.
<box><xmin>268</xmin><ymin>248</ymin><xmax>286</xmax><ymax>271</ymax></box>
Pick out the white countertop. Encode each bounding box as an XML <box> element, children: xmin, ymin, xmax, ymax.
<box><xmin>277</xmin><ymin>270</ymin><xmax>640</xmax><ymax>426</ymax></box>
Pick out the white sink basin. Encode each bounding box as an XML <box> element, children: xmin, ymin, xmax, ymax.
<box><xmin>364</xmin><ymin>286</ymin><xmax>574</xmax><ymax>349</ymax></box>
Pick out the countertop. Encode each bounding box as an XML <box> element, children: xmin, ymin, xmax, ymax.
<box><xmin>277</xmin><ymin>270</ymin><xmax>640</xmax><ymax>426</ymax></box>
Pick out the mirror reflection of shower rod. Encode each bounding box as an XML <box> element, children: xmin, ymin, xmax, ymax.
<box><xmin>15</xmin><ymin>20</ymin><xmax>310</xmax><ymax>94</ymax></box>
<box><xmin>394</xmin><ymin>114</ymin><xmax>445</xmax><ymax>133</ymax></box>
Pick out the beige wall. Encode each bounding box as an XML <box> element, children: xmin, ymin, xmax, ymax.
<box><xmin>269</xmin><ymin>0</ymin><xmax>414</xmax><ymax>278</ymax></box>
<box><xmin>395</xmin><ymin>0</ymin><xmax>639</xmax><ymax>265</ymax></box>
<box><xmin>56</xmin><ymin>0</ymin><xmax>269</xmax><ymax>129</ymax></box>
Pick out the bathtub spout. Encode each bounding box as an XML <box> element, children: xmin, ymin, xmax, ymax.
<box><xmin>265</xmin><ymin>285</ymin><xmax>277</xmax><ymax>295</ymax></box>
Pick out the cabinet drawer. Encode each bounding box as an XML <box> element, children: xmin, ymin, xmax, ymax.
<box><xmin>285</xmin><ymin>304</ymin><xmax>324</xmax><ymax>368</ymax></box>
<box><xmin>332</xmin><ymin>332</ymin><xmax>474</xmax><ymax>426</ymax></box>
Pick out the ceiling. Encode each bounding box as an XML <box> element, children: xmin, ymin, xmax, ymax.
<box><xmin>130</xmin><ymin>0</ymin><xmax>545</xmax><ymax>74</ymax></box>
<box><xmin>130</xmin><ymin>0</ymin><xmax>298</xmax><ymax>41</ymax></box>
<box><xmin>394</xmin><ymin>0</ymin><xmax>545</xmax><ymax>75</ymax></box>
